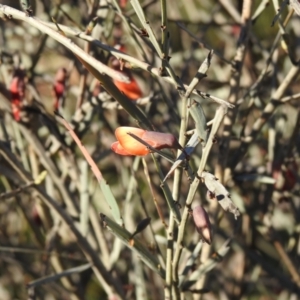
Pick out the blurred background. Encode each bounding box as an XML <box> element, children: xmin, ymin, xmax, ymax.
<box><xmin>0</xmin><ymin>0</ymin><xmax>300</xmax><ymax>299</ymax></box>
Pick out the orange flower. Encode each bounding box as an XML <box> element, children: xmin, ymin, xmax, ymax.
<box><xmin>111</xmin><ymin>127</ymin><xmax>181</xmax><ymax>156</ymax></box>
<box><xmin>113</xmin><ymin>75</ymin><xmax>143</xmax><ymax>100</ymax></box>
<box><xmin>110</xmin><ymin>45</ymin><xmax>143</xmax><ymax>100</ymax></box>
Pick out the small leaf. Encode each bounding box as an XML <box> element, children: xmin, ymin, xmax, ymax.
<box><xmin>27</xmin><ymin>263</ymin><xmax>91</xmax><ymax>288</ymax></box>
<box><xmin>20</xmin><ymin>0</ymin><xmax>31</xmax><ymax>10</ymax></box>
<box><xmin>57</xmin><ymin>114</ymin><xmax>123</xmax><ymax>225</ymax></box>
<box><xmin>19</xmin><ymin>0</ymin><xmax>33</xmax><ymax>16</ymax></box>
<box><xmin>271</xmin><ymin>0</ymin><xmax>289</xmax><ymax>26</ymax></box>
<box><xmin>85</xmin><ymin>16</ymin><xmax>98</xmax><ymax>35</ymax></box>
<box><xmin>235</xmin><ymin>173</ymin><xmax>276</xmax><ymax>184</ymax></box>
<box><xmin>100</xmin><ymin>214</ymin><xmax>165</xmax><ymax>277</ymax></box>
<box><xmin>290</xmin><ymin>0</ymin><xmax>300</xmax><ymax>16</ymax></box>
<box><xmin>100</xmin><ymin>181</ymin><xmax>122</xmax><ymax>225</ymax></box>
<box><xmin>130</xmin><ymin>217</ymin><xmax>151</xmax><ymax>239</ymax></box>
<box><xmin>178</xmin><ymin>241</ymin><xmax>203</xmax><ymax>287</ymax></box>
<box><xmin>34</xmin><ymin>171</ymin><xmax>47</xmax><ymax>185</ymax></box>
<box><xmin>163</xmin><ymin>131</ymin><xmax>199</xmax><ymax>182</ymax></box>
<box><xmin>201</xmin><ymin>172</ymin><xmax>240</xmax><ymax>219</ymax></box>
<box><xmin>189</xmin><ymin>100</ymin><xmax>207</xmax><ymax>146</ymax></box>
<box><xmin>181</xmin><ymin>239</ymin><xmax>231</xmax><ymax>289</ymax></box>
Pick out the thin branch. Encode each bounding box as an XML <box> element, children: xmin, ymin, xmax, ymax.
<box><xmin>0</xmin><ymin>141</ymin><xmax>125</xmax><ymax>299</ymax></box>
<box><xmin>0</xmin><ymin>5</ymin><xmax>129</xmax><ymax>83</ymax></box>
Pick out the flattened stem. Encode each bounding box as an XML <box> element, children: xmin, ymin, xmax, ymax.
<box><xmin>189</xmin><ymin>100</ymin><xmax>207</xmax><ymax>146</ymax></box>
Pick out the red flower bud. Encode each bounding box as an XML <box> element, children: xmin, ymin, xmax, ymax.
<box><xmin>10</xmin><ymin>70</ymin><xmax>26</xmax><ymax>121</ymax></box>
<box><xmin>53</xmin><ymin>68</ymin><xmax>67</xmax><ymax>110</ymax></box>
<box><xmin>192</xmin><ymin>205</ymin><xmax>212</xmax><ymax>244</ymax></box>
<box><xmin>273</xmin><ymin>161</ymin><xmax>297</xmax><ymax>191</ymax></box>
<box><xmin>119</xmin><ymin>0</ymin><xmax>128</xmax><ymax>9</ymax></box>
<box><xmin>32</xmin><ymin>205</ymin><xmax>42</xmax><ymax>227</ymax></box>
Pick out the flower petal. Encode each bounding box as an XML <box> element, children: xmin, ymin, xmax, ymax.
<box><xmin>115</xmin><ymin>127</ymin><xmax>150</xmax><ymax>156</ymax></box>
<box><xmin>113</xmin><ymin>75</ymin><xmax>142</xmax><ymax>100</ymax></box>
<box><xmin>111</xmin><ymin>141</ymin><xmax>133</xmax><ymax>155</ymax></box>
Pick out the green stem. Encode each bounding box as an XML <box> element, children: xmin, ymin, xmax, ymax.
<box><xmin>172</xmin><ymin>105</ymin><xmax>228</xmax><ymax>279</ymax></box>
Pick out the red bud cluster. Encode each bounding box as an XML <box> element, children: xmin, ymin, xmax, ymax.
<box><xmin>273</xmin><ymin>161</ymin><xmax>297</xmax><ymax>191</ymax></box>
<box><xmin>10</xmin><ymin>70</ymin><xmax>26</xmax><ymax>122</ymax></box>
<box><xmin>53</xmin><ymin>68</ymin><xmax>67</xmax><ymax>110</ymax></box>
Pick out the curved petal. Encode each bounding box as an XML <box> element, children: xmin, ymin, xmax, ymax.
<box><xmin>111</xmin><ymin>140</ymin><xmax>149</xmax><ymax>156</ymax></box>
<box><xmin>113</xmin><ymin>75</ymin><xmax>142</xmax><ymax>100</ymax></box>
<box><xmin>115</xmin><ymin>127</ymin><xmax>150</xmax><ymax>156</ymax></box>
<box><xmin>111</xmin><ymin>141</ymin><xmax>133</xmax><ymax>155</ymax></box>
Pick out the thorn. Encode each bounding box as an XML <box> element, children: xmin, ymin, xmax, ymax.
<box><xmin>25</xmin><ymin>8</ymin><xmax>33</xmax><ymax>16</ymax></box>
<box><xmin>100</xmin><ymin>213</ymin><xmax>107</xmax><ymax>227</ymax></box>
<box><xmin>207</xmin><ymin>191</ymin><xmax>216</xmax><ymax>199</ymax></box>
<box><xmin>195</xmin><ymin>173</ymin><xmax>203</xmax><ymax>181</ymax></box>
<box><xmin>140</xmin><ymin>28</ymin><xmax>149</xmax><ymax>37</ymax></box>
<box><xmin>175</xmin><ymin>202</ymin><xmax>182</xmax><ymax>209</ymax></box>
<box><xmin>53</xmin><ymin>110</ymin><xmax>63</xmax><ymax>118</ymax></box>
